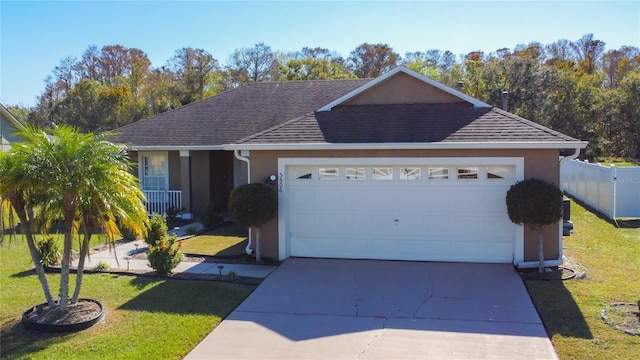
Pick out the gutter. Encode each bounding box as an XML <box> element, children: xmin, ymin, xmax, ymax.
<box><xmin>224</xmin><ymin>141</ymin><xmax>589</xmax><ymax>151</ymax></box>
<box><xmin>233</xmin><ymin>150</ymin><xmax>253</xmax><ymax>255</ymax></box>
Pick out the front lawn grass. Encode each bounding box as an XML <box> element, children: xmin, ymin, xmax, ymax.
<box><xmin>0</xmin><ymin>237</ymin><xmax>255</xmax><ymax>359</ymax></box>
<box><xmin>526</xmin><ymin>199</ymin><xmax>639</xmax><ymax>360</ymax></box>
<box><xmin>180</xmin><ymin>223</ymin><xmax>248</xmax><ymax>257</ymax></box>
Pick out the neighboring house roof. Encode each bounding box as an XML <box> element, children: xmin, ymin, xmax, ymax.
<box><xmin>1</xmin><ymin>103</ymin><xmax>26</xmax><ymax>151</ymax></box>
<box><xmin>109</xmin><ymin>79</ymin><xmax>371</xmax><ymax>149</ymax></box>
<box><xmin>234</xmin><ymin>103</ymin><xmax>579</xmax><ymax>146</ymax></box>
<box><xmin>0</xmin><ymin>103</ymin><xmax>25</xmax><ymax>129</ymax></box>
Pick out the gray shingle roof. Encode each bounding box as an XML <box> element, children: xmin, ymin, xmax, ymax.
<box><xmin>236</xmin><ymin>103</ymin><xmax>579</xmax><ymax>144</ymax></box>
<box><xmin>110</xmin><ymin>79</ymin><xmax>371</xmax><ymax>147</ymax></box>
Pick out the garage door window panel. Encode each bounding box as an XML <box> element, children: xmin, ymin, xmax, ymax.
<box><xmin>457</xmin><ymin>167</ymin><xmax>479</xmax><ymax>179</ymax></box>
<box><xmin>486</xmin><ymin>166</ymin><xmax>514</xmax><ymax>180</ymax></box>
<box><xmin>373</xmin><ymin>167</ymin><xmax>394</xmax><ymax>180</ymax></box>
<box><xmin>319</xmin><ymin>167</ymin><xmax>339</xmax><ymax>180</ymax></box>
<box><xmin>345</xmin><ymin>167</ymin><xmax>366</xmax><ymax>180</ymax></box>
<box><xmin>400</xmin><ymin>167</ymin><xmax>421</xmax><ymax>180</ymax></box>
<box><xmin>292</xmin><ymin>167</ymin><xmax>313</xmax><ymax>180</ymax></box>
<box><xmin>428</xmin><ymin>167</ymin><xmax>449</xmax><ymax>180</ymax></box>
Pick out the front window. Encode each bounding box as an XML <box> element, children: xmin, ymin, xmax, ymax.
<box><xmin>141</xmin><ymin>154</ymin><xmax>167</xmax><ymax>190</ymax></box>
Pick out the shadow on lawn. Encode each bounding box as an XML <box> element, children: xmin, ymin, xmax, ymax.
<box><xmin>11</xmin><ymin>268</ymin><xmax>37</xmax><ymax>278</ymax></box>
<box><xmin>566</xmin><ymin>196</ymin><xmax>640</xmax><ymax>229</ymax></box>
<box><xmin>0</xmin><ymin>317</ymin><xmax>75</xmax><ymax>357</ymax></box>
<box><xmin>118</xmin><ymin>277</ymin><xmax>250</xmax><ymax>316</ymax></box>
<box><xmin>525</xmin><ymin>279</ymin><xmax>593</xmax><ymax>339</ymax></box>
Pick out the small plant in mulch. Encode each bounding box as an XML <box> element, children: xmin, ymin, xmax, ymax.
<box><xmin>600</xmin><ymin>301</ymin><xmax>640</xmax><ymax>336</ymax></box>
<box><xmin>147</xmin><ymin>235</ymin><xmax>183</xmax><ymax>276</ymax></box>
<box><xmin>183</xmin><ymin>225</ymin><xmax>198</xmax><ymax>235</ymax></box>
<box><xmin>94</xmin><ymin>261</ymin><xmax>109</xmax><ymax>272</ymax></box>
<box><xmin>36</xmin><ymin>235</ymin><xmax>61</xmax><ymax>267</ymax></box>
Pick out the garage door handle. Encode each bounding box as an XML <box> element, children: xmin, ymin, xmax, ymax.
<box><xmin>394</xmin><ymin>219</ymin><xmax>399</xmax><ymax>222</ymax></box>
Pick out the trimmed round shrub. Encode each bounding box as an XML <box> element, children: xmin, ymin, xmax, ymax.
<box><xmin>228</xmin><ymin>183</ymin><xmax>277</xmax><ymax>228</ymax></box>
<box><xmin>505</xmin><ymin>178</ymin><xmax>563</xmax><ymax>231</ymax></box>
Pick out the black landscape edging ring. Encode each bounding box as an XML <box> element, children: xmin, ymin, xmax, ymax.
<box><xmin>22</xmin><ymin>298</ymin><xmax>104</xmax><ymax>333</ymax></box>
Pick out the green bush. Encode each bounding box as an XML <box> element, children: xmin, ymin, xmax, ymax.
<box><xmin>505</xmin><ymin>178</ymin><xmax>563</xmax><ymax>273</ymax></box>
<box><xmin>505</xmin><ymin>178</ymin><xmax>563</xmax><ymax>231</ymax></box>
<box><xmin>118</xmin><ymin>225</ymin><xmax>138</xmax><ymax>241</ymax></box>
<box><xmin>145</xmin><ymin>213</ymin><xmax>168</xmax><ymax>246</ymax></box>
<box><xmin>229</xmin><ymin>183</ymin><xmax>277</xmax><ymax>262</ymax></box>
<box><xmin>229</xmin><ymin>183</ymin><xmax>277</xmax><ymax>228</ymax></box>
<box><xmin>199</xmin><ymin>203</ymin><xmax>223</xmax><ymax>228</ymax></box>
<box><xmin>184</xmin><ymin>225</ymin><xmax>198</xmax><ymax>235</ymax></box>
<box><xmin>94</xmin><ymin>261</ymin><xmax>109</xmax><ymax>272</ymax></box>
<box><xmin>36</xmin><ymin>236</ymin><xmax>61</xmax><ymax>267</ymax></box>
<box><xmin>147</xmin><ymin>235</ymin><xmax>183</xmax><ymax>275</ymax></box>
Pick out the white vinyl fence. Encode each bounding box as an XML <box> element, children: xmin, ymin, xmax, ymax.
<box><xmin>561</xmin><ymin>160</ymin><xmax>640</xmax><ymax>219</ymax></box>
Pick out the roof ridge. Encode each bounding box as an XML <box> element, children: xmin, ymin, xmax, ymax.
<box><xmin>234</xmin><ymin>112</ymin><xmax>315</xmax><ymax>144</ymax></box>
<box><xmin>490</xmin><ymin>107</ymin><xmax>577</xmax><ymax>141</ymax></box>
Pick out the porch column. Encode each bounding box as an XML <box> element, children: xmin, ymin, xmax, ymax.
<box><xmin>180</xmin><ymin>150</ymin><xmax>192</xmax><ymax>219</ymax></box>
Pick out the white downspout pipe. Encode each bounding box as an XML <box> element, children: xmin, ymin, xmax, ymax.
<box><xmin>234</xmin><ymin>150</ymin><xmax>253</xmax><ymax>255</ymax></box>
<box><xmin>556</xmin><ymin>148</ymin><xmax>581</xmax><ymax>265</ymax></box>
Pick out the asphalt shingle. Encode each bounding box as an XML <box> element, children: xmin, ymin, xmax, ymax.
<box><xmin>236</xmin><ymin>103</ymin><xmax>579</xmax><ymax>144</ymax></box>
<box><xmin>110</xmin><ymin>79</ymin><xmax>371</xmax><ymax>147</ymax></box>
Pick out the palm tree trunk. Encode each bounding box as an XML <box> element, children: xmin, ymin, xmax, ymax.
<box><xmin>72</xmin><ymin>217</ymin><xmax>93</xmax><ymax>303</ymax></box>
<box><xmin>58</xmin><ymin>206</ymin><xmax>76</xmax><ymax>312</ymax></box>
<box><xmin>12</xmin><ymin>195</ymin><xmax>55</xmax><ymax>306</ymax></box>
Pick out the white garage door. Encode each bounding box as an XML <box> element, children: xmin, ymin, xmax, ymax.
<box><xmin>285</xmin><ymin>160</ymin><xmax>520</xmax><ymax>263</ymax></box>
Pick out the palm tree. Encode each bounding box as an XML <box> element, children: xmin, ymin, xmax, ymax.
<box><xmin>2</xmin><ymin>125</ymin><xmax>148</xmax><ymax>312</ymax></box>
<box><xmin>0</xmin><ymin>150</ymin><xmax>56</xmax><ymax>307</ymax></box>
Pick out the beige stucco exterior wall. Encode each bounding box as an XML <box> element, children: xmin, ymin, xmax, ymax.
<box><xmin>247</xmin><ymin>148</ymin><xmax>561</xmax><ymax>262</ymax></box>
<box><xmin>344</xmin><ymin>72</ymin><xmax>465</xmax><ymax>106</ymax></box>
<box><xmin>190</xmin><ymin>151</ymin><xmax>211</xmax><ymax>217</ymax></box>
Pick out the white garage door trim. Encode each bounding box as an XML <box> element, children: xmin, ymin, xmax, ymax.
<box><xmin>277</xmin><ymin>157</ymin><xmax>525</xmax><ymax>264</ymax></box>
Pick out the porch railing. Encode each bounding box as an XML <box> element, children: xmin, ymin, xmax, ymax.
<box><xmin>142</xmin><ymin>190</ymin><xmax>182</xmax><ymax>216</ymax></box>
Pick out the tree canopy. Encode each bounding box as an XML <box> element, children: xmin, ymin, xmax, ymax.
<box><xmin>9</xmin><ymin>34</ymin><xmax>640</xmax><ymax>159</ymax></box>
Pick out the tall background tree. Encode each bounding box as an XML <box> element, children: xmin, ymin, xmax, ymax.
<box><xmin>8</xmin><ymin>34</ymin><xmax>639</xmax><ymax>160</ymax></box>
<box><xmin>348</xmin><ymin>43</ymin><xmax>400</xmax><ymax>78</ymax></box>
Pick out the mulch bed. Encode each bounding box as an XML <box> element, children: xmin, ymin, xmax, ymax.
<box><xmin>23</xmin><ymin>300</ymin><xmax>102</xmax><ymax>326</ymax></box>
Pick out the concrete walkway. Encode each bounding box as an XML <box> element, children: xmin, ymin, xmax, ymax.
<box><xmin>71</xmin><ymin>223</ymin><xmax>276</xmax><ymax>278</ymax></box>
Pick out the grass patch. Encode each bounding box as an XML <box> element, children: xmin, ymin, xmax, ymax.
<box><xmin>526</xmin><ymin>199</ymin><xmax>639</xmax><ymax>359</ymax></box>
<box><xmin>180</xmin><ymin>224</ymin><xmax>248</xmax><ymax>257</ymax></box>
<box><xmin>0</xmin><ymin>237</ymin><xmax>255</xmax><ymax>359</ymax></box>
<box><xmin>593</xmin><ymin>158</ymin><xmax>640</xmax><ymax>167</ymax></box>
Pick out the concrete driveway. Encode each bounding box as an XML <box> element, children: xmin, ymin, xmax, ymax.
<box><xmin>186</xmin><ymin>258</ymin><xmax>557</xmax><ymax>359</ymax></box>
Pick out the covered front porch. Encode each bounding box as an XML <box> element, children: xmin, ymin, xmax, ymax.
<box><xmin>133</xmin><ymin>149</ymin><xmax>247</xmax><ymax>219</ymax></box>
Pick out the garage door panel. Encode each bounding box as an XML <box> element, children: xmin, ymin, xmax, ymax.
<box><xmin>286</xmin><ymin>163</ymin><xmax>518</xmax><ymax>263</ymax></box>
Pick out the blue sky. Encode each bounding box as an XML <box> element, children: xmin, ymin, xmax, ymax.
<box><xmin>1</xmin><ymin>1</ymin><xmax>639</xmax><ymax>107</ymax></box>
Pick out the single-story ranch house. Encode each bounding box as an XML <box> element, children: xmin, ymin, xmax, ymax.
<box><xmin>111</xmin><ymin>66</ymin><xmax>587</xmax><ymax>268</ymax></box>
<box><xmin>1</xmin><ymin>103</ymin><xmax>25</xmax><ymax>152</ymax></box>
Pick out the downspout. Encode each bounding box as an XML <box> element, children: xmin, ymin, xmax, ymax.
<box><xmin>234</xmin><ymin>150</ymin><xmax>253</xmax><ymax>255</ymax></box>
<box><xmin>519</xmin><ymin>148</ymin><xmax>581</xmax><ymax>269</ymax></box>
